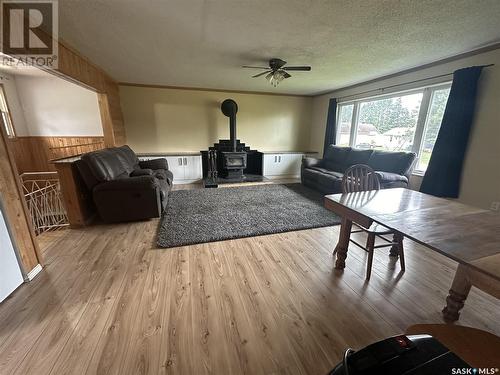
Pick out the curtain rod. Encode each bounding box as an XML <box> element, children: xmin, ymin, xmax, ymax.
<box><xmin>337</xmin><ymin>63</ymin><xmax>495</xmax><ymax>102</ymax></box>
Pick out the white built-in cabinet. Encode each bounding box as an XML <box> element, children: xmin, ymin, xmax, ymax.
<box><xmin>262</xmin><ymin>153</ymin><xmax>311</xmax><ymax>178</ymax></box>
<box><xmin>139</xmin><ymin>154</ymin><xmax>202</xmax><ymax>184</ymax></box>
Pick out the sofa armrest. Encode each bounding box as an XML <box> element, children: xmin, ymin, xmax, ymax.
<box><xmin>302</xmin><ymin>157</ymin><xmax>322</xmax><ymax>169</ymax></box>
<box><xmin>402</xmin><ymin>154</ymin><xmax>417</xmax><ymax>180</ymax></box>
<box><xmin>375</xmin><ymin>171</ymin><xmax>408</xmax><ymax>184</ymax></box>
<box><xmin>139</xmin><ymin>158</ymin><xmax>168</xmax><ymax>171</ymax></box>
<box><xmin>94</xmin><ymin>176</ymin><xmax>159</xmax><ymax>192</ymax></box>
<box><xmin>130</xmin><ymin>168</ymin><xmax>153</xmax><ymax>177</ymax></box>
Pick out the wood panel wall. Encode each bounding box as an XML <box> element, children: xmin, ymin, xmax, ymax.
<box><xmin>1</xmin><ymin>38</ymin><xmax>126</xmax><ymax>275</ymax></box>
<box><xmin>9</xmin><ymin>136</ymin><xmax>105</xmax><ymax>173</ymax></box>
<box><xmin>0</xmin><ymin>129</ymin><xmax>41</xmax><ymax>272</ymax></box>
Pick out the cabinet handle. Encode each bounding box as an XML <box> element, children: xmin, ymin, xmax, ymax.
<box><xmin>278</xmin><ymin>155</ymin><xmax>281</xmax><ymax>163</ymax></box>
<box><xmin>183</xmin><ymin>157</ymin><xmax>187</xmax><ymax>165</ymax></box>
<box><xmin>274</xmin><ymin>155</ymin><xmax>277</xmax><ymax>163</ymax></box>
<box><xmin>178</xmin><ymin>158</ymin><xmax>182</xmax><ymax>166</ymax></box>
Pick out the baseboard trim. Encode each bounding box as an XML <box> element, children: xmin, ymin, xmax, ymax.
<box><xmin>264</xmin><ymin>175</ymin><xmax>300</xmax><ymax>180</ymax></box>
<box><xmin>26</xmin><ymin>264</ymin><xmax>43</xmax><ymax>281</ymax></box>
<box><xmin>173</xmin><ymin>179</ymin><xmax>202</xmax><ymax>185</ymax></box>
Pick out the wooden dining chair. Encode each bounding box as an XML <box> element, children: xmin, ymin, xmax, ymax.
<box><xmin>341</xmin><ymin>164</ymin><xmax>405</xmax><ymax>280</ymax></box>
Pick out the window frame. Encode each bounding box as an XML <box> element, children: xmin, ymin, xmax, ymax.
<box><xmin>335</xmin><ymin>82</ymin><xmax>452</xmax><ymax>175</ymax></box>
<box><xmin>0</xmin><ymin>85</ymin><xmax>16</xmax><ymax>139</ymax></box>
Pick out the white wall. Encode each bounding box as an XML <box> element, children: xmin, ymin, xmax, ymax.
<box><xmin>8</xmin><ymin>74</ymin><xmax>103</xmax><ymax>136</ymax></box>
<box><xmin>0</xmin><ymin>73</ymin><xmax>29</xmax><ymax>135</ymax></box>
<box><xmin>120</xmin><ymin>85</ymin><xmax>313</xmax><ymax>153</ymax></box>
<box><xmin>309</xmin><ymin>48</ymin><xmax>500</xmax><ymax>209</ymax></box>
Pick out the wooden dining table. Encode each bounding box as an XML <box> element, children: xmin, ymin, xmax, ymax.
<box><xmin>324</xmin><ymin>188</ymin><xmax>500</xmax><ymax>322</ymax></box>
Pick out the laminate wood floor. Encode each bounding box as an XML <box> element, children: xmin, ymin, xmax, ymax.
<box><xmin>1</xmin><ymin>209</ymin><xmax>499</xmax><ymax>374</ymax></box>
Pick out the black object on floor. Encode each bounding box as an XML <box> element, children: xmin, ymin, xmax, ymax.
<box><xmin>157</xmin><ymin>183</ymin><xmax>340</xmax><ymax>248</ymax></box>
<box><xmin>328</xmin><ymin>334</ymin><xmax>470</xmax><ymax>375</ymax></box>
<box><xmin>203</xmin><ymin>177</ymin><xmax>219</xmax><ymax>188</ymax></box>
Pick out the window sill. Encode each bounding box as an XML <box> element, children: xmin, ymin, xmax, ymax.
<box><xmin>412</xmin><ymin>171</ymin><xmax>426</xmax><ymax>177</ymax></box>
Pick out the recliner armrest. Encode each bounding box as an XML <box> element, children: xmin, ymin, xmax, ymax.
<box><xmin>93</xmin><ymin>176</ymin><xmax>159</xmax><ymax>192</ymax></box>
<box><xmin>139</xmin><ymin>158</ymin><xmax>168</xmax><ymax>171</ymax></box>
<box><xmin>375</xmin><ymin>171</ymin><xmax>408</xmax><ymax>184</ymax></box>
<box><xmin>302</xmin><ymin>157</ymin><xmax>322</xmax><ymax>169</ymax></box>
<box><xmin>130</xmin><ymin>168</ymin><xmax>153</xmax><ymax>177</ymax></box>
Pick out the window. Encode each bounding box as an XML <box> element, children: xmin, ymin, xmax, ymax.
<box><xmin>416</xmin><ymin>88</ymin><xmax>450</xmax><ymax>171</ymax></box>
<box><xmin>356</xmin><ymin>93</ymin><xmax>422</xmax><ymax>151</ymax></box>
<box><xmin>336</xmin><ymin>83</ymin><xmax>451</xmax><ymax>173</ymax></box>
<box><xmin>337</xmin><ymin>104</ymin><xmax>354</xmax><ymax>146</ymax></box>
<box><xmin>0</xmin><ymin>86</ymin><xmax>15</xmax><ymax>138</ymax></box>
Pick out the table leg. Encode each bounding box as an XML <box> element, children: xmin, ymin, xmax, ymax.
<box><xmin>389</xmin><ymin>233</ymin><xmax>401</xmax><ymax>258</ymax></box>
<box><xmin>442</xmin><ymin>264</ymin><xmax>472</xmax><ymax>322</ymax></box>
<box><xmin>334</xmin><ymin>217</ymin><xmax>352</xmax><ymax>270</ymax></box>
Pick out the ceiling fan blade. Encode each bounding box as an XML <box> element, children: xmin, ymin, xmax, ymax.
<box><xmin>269</xmin><ymin>58</ymin><xmax>287</xmax><ymax>70</ymax></box>
<box><xmin>282</xmin><ymin>71</ymin><xmax>292</xmax><ymax>79</ymax></box>
<box><xmin>252</xmin><ymin>70</ymin><xmax>272</xmax><ymax>78</ymax></box>
<box><xmin>282</xmin><ymin>66</ymin><xmax>311</xmax><ymax>71</ymax></box>
<box><xmin>242</xmin><ymin>65</ymin><xmax>269</xmax><ymax>69</ymax></box>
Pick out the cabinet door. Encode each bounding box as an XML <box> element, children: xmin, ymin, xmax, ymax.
<box><xmin>263</xmin><ymin>154</ymin><xmax>280</xmax><ymax>176</ymax></box>
<box><xmin>183</xmin><ymin>156</ymin><xmax>202</xmax><ymax>181</ymax></box>
<box><xmin>280</xmin><ymin>154</ymin><xmax>303</xmax><ymax>176</ymax></box>
<box><xmin>165</xmin><ymin>156</ymin><xmax>185</xmax><ymax>182</ymax></box>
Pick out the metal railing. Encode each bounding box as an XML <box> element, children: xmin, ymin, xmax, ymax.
<box><xmin>21</xmin><ymin>172</ymin><xmax>69</xmax><ymax>235</ymax></box>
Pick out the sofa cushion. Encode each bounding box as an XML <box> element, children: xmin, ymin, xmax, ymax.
<box><xmin>81</xmin><ymin>149</ymin><xmax>129</xmax><ymax>182</ymax></box>
<box><xmin>308</xmin><ymin>167</ymin><xmax>344</xmax><ymax>179</ymax></box>
<box><xmin>321</xmin><ymin>145</ymin><xmax>351</xmax><ymax>172</ymax></box>
<box><xmin>368</xmin><ymin>150</ymin><xmax>416</xmax><ymax>175</ymax></box>
<box><xmin>301</xmin><ymin>168</ymin><xmax>343</xmax><ymax>194</ymax></box>
<box><xmin>344</xmin><ymin>148</ymin><xmax>373</xmax><ymax>168</ymax></box>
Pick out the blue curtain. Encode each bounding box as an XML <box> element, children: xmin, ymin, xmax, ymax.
<box><xmin>420</xmin><ymin>66</ymin><xmax>484</xmax><ymax>198</ymax></box>
<box><xmin>323</xmin><ymin>98</ymin><xmax>338</xmax><ymax>156</ymax></box>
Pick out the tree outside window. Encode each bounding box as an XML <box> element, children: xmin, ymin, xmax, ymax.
<box><xmin>336</xmin><ymin>84</ymin><xmax>451</xmax><ymax>173</ymax></box>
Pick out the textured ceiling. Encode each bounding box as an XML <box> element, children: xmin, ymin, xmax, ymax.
<box><xmin>58</xmin><ymin>0</ymin><xmax>500</xmax><ymax>95</ymax></box>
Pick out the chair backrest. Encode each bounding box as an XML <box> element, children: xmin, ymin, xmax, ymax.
<box><xmin>342</xmin><ymin>164</ymin><xmax>380</xmax><ymax>193</ymax></box>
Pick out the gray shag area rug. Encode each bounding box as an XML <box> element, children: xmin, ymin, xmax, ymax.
<box><xmin>157</xmin><ymin>183</ymin><xmax>340</xmax><ymax>248</ymax></box>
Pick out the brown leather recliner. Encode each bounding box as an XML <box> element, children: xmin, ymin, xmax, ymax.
<box><xmin>75</xmin><ymin>145</ymin><xmax>172</xmax><ymax>223</ymax></box>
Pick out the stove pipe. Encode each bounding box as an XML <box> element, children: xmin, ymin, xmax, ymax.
<box><xmin>221</xmin><ymin>99</ymin><xmax>238</xmax><ymax>152</ymax></box>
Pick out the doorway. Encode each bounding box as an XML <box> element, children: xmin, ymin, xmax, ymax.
<box><xmin>0</xmin><ymin>65</ymin><xmax>105</xmax><ymax>286</ymax></box>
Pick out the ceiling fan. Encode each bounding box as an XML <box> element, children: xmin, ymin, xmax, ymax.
<box><xmin>242</xmin><ymin>58</ymin><xmax>311</xmax><ymax>87</ymax></box>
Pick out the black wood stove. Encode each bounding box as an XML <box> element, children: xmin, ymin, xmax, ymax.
<box><xmin>220</xmin><ymin>99</ymin><xmax>247</xmax><ymax>178</ymax></box>
<box><xmin>201</xmin><ymin>99</ymin><xmax>262</xmax><ymax>186</ymax></box>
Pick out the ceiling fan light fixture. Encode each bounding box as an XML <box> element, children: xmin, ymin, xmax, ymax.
<box><xmin>244</xmin><ymin>58</ymin><xmax>311</xmax><ymax>87</ymax></box>
<box><xmin>267</xmin><ymin>70</ymin><xmax>285</xmax><ymax>87</ymax></box>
